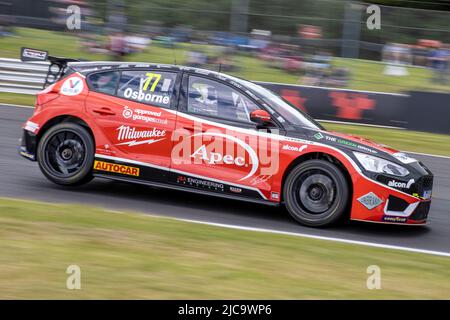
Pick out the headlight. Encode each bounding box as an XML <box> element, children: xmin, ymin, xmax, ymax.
<box><xmin>353</xmin><ymin>152</ymin><xmax>409</xmax><ymax>177</ymax></box>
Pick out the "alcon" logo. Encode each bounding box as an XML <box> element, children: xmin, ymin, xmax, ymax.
<box><xmin>388</xmin><ymin>179</ymin><xmax>414</xmax><ymax>189</ymax></box>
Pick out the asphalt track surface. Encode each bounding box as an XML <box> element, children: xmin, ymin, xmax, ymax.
<box><xmin>1</xmin><ymin>104</ymin><xmax>450</xmax><ymax>254</ymax></box>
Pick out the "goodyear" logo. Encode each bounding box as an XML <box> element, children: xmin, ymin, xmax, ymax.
<box><xmin>94</xmin><ymin>160</ymin><xmax>140</xmax><ymax>177</ymax></box>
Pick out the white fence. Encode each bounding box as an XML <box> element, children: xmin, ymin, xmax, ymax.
<box><xmin>0</xmin><ymin>58</ymin><xmax>49</xmax><ymax>95</ymax></box>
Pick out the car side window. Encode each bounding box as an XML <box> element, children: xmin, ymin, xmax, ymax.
<box><xmin>117</xmin><ymin>70</ymin><xmax>177</xmax><ymax>108</ymax></box>
<box><xmin>187</xmin><ymin>76</ymin><xmax>260</xmax><ymax>123</ymax></box>
<box><xmin>87</xmin><ymin>71</ymin><xmax>120</xmax><ymax>95</ymax></box>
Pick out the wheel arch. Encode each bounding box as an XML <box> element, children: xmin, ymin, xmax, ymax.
<box><xmin>280</xmin><ymin>151</ymin><xmax>353</xmax><ymax>208</ymax></box>
<box><xmin>36</xmin><ymin>115</ymin><xmax>95</xmax><ymax>158</ymax></box>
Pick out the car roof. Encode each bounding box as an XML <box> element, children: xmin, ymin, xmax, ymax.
<box><xmin>68</xmin><ymin>61</ymin><xmax>273</xmax><ymax>111</ymax></box>
<box><xmin>69</xmin><ymin>61</ymin><xmax>241</xmax><ymax>84</ymax></box>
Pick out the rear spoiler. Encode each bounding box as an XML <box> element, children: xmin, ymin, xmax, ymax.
<box><xmin>20</xmin><ymin>47</ymin><xmax>80</xmax><ymax>88</ymax></box>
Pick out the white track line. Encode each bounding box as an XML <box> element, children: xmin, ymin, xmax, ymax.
<box><xmin>406</xmin><ymin>151</ymin><xmax>450</xmax><ymax>160</ymax></box>
<box><xmin>177</xmin><ymin>218</ymin><xmax>450</xmax><ymax>258</ymax></box>
<box><xmin>0</xmin><ymin>103</ymin><xmax>34</xmax><ymax>109</ymax></box>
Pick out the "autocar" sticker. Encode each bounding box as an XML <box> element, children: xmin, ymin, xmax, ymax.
<box><xmin>93</xmin><ymin>160</ymin><xmax>140</xmax><ymax>176</ymax></box>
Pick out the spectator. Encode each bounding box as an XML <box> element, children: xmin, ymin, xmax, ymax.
<box><xmin>109</xmin><ymin>32</ymin><xmax>127</xmax><ymax>60</ymax></box>
<box><xmin>429</xmin><ymin>44</ymin><xmax>450</xmax><ymax>85</ymax></box>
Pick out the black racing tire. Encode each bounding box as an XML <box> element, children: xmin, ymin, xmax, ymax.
<box><xmin>37</xmin><ymin>122</ymin><xmax>94</xmax><ymax>186</ymax></box>
<box><xmin>283</xmin><ymin>159</ymin><xmax>349</xmax><ymax>227</ymax></box>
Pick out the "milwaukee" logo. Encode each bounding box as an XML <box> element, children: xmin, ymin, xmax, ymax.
<box><xmin>116</xmin><ymin>125</ymin><xmax>166</xmax><ymax>147</ymax></box>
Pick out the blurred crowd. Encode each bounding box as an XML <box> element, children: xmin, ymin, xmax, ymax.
<box><xmin>383</xmin><ymin>41</ymin><xmax>450</xmax><ymax>84</ymax></box>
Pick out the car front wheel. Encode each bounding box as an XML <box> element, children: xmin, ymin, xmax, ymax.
<box><xmin>283</xmin><ymin>159</ymin><xmax>349</xmax><ymax>227</ymax></box>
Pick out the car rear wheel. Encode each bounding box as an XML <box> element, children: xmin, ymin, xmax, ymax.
<box><xmin>37</xmin><ymin>122</ymin><xmax>94</xmax><ymax>186</ymax></box>
<box><xmin>283</xmin><ymin>159</ymin><xmax>349</xmax><ymax>227</ymax></box>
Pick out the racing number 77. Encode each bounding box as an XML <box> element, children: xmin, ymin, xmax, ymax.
<box><xmin>143</xmin><ymin>72</ymin><xmax>161</xmax><ymax>92</ymax></box>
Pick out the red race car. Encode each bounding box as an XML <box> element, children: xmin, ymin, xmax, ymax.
<box><xmin>19</xmin><ymin>48</ymin><xmax>433</xmax><ymax>227</ymax></box>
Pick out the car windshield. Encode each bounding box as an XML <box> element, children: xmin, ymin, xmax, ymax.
<box><xmin>236</xmin><ymin>78</ymin><xmax>324</xmax><ymax>130</ymax></box>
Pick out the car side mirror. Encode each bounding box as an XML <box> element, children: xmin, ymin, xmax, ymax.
<box><xmin>250</xmin><ymin>110</ymin><xmax>271</xmax><ymax>125</ymax></box>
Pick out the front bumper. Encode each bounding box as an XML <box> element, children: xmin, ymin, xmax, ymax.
<box><xmin>19</xmin><ymin>129</ymin><xmax>37</xmax><ymax>161</ymax></box>
<box><xmin>351</xmin><ymin>171</ymin><xmax>433</xmax><ymax>225</ymax></box>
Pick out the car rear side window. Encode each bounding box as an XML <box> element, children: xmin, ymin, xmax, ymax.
<box><xmin>117</xmin><ymin>70</ymin><xmax>177</xmax><ymax>108</ymax></box>
<box><xmin>87</xmin><ymin>71</ymin><xmax>120</xmax><ymax>95</ymax></box>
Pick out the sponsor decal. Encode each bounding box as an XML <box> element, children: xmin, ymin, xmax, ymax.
<box><xmin>229</xmin><ymin>186</ymin><xmax>242</xmax><ymax>193</ymax></box>
<box><xmin>122</xmin><ymin>107</ymin><xmax>133</xmax><ymax>118</ymax></box>
<box><xmin>24</xmin><ymin>121</ymin><xmax>39</xmax><ymax>133</ymax></box>
<box><xmin>116</xmin><ymin>125</ymin><xmax>166</xmax><ymax>147</ymax></box>
<box><xmin>96</xmin><ymin>144</ymin><xmax>116</xmax><ymax>156</ymax></box>
<box><xmin>21</xmin><ymin>48</ymin><xmax>48</xmax><ymax>61</ymax></box>
<box><xmin>61</xmin><ymin>77</ymin><xmax>84</xmax><ymax>96</ymax></box>
<box><xmin>177</xmin><ymin>175</ymin><xmax>224</xmax><ymax>191</ymax></box>
<box><xmin>176</xmin><ymin>175</ymin><xmax>187</xmax><ymax>183</ymax></box>
<box><xmin>282</xmin><ymin>144</ymin><xmax>308</xmax><ymax>152</ymax></box>
<box><xmin>172</xmin><ymin>128</ymin><xmax>279</xmax><ymax>180</ymax></box>
<box><xmin>357</xmin><ymin>192</ymin><xmax>383</xmax><ymax>210</ymax></box>
<box><xmin>388</xmin><ymin>179</ymin><xmax>414</xmax><ymax>189</ymax></box>
<box><xmin>270</xmin><ymin>192</ymin><xmax>280</xmax><ymax>200</ymax></box>
<box><xmin>122</xmin><ymin>88</ymin><xmax>170</xmax><ymax>105</ymax></box>
<box><xmin>93</xmin><ymin>160</ymin><xmax>140</xmax><ymax>176</ymax></box>
<box><xmin>191</xmin><ymin>145</ymin><xmax>246</xmax><ymax>167</ymax></box>
<box><xmin>355</xmin><ymin>144</ymin><xmax>378</xmax><ymax>154</ymax></box>
<box><xmin>314</xmin><ymin>132</ymin><xmax>324</xmax><ymax>140</ymax></box>
<box><xmin>414</xmin><ymin>190</ymin><xmax>432</xmax><ymax>200</ymax></box>
<box><xmin>250</xmin><ymin>175</ymin><xmax>271</xmax><ymax>186</ymax></box>
<box><xmin>314</xmin><ymin>133</ymin><xmax>377</xmax><ymax>154</ymax></box>
<box><xmin>382</xmin><ymin>216</ymin><xmax>407</xmax><ymax>223</ymax></box>
<box><xmin>422</xmin><ymin>190</ymin><xmax>432</xmax><ymax>200</ymax></box>
<box><xmin>122</xmin><ymin>106</ymin><xmax>168</xmax><ymax>125</ymax></box>
<box><xmin>188</xmin><ymin>132</ymin><xmax>259</xmax><ymax>182</ymax></box>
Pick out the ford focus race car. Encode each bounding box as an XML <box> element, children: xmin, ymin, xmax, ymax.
<box><xmin>19</xmin><ymin>48</ymin><xmax>433</xmax><ymax>227</ymax></box>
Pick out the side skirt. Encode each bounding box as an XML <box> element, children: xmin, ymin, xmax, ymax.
<box><xmin>93</xmin><ymin>173</ymin><xmax>280</xmax><ymax>207</ymax></box>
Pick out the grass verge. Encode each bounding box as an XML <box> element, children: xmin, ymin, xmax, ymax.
<box><xmin>0</xmin><ymin>198</ymin><xmax>449</xmax><ymax>299</ymax></box>
<box><xmin>0</xmin><ymin>92</ymin><xmax>35</xmax><ymax>106</ymax></box>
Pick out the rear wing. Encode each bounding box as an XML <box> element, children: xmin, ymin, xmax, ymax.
<box><xmin>20</xmin><ymin>47</ymin><xmax>80</xmax><ymax>88</ymax></box>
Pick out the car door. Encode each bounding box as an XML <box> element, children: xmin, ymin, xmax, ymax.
<box><xmin>85</xmin><ymin>68</ymin><xmax>180</xmax><ymax>182</ymax></box>
<box><xmin>170</xmin><ymin>73</ymin><xmax>280</xmax><ymax>200</ymax></box>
